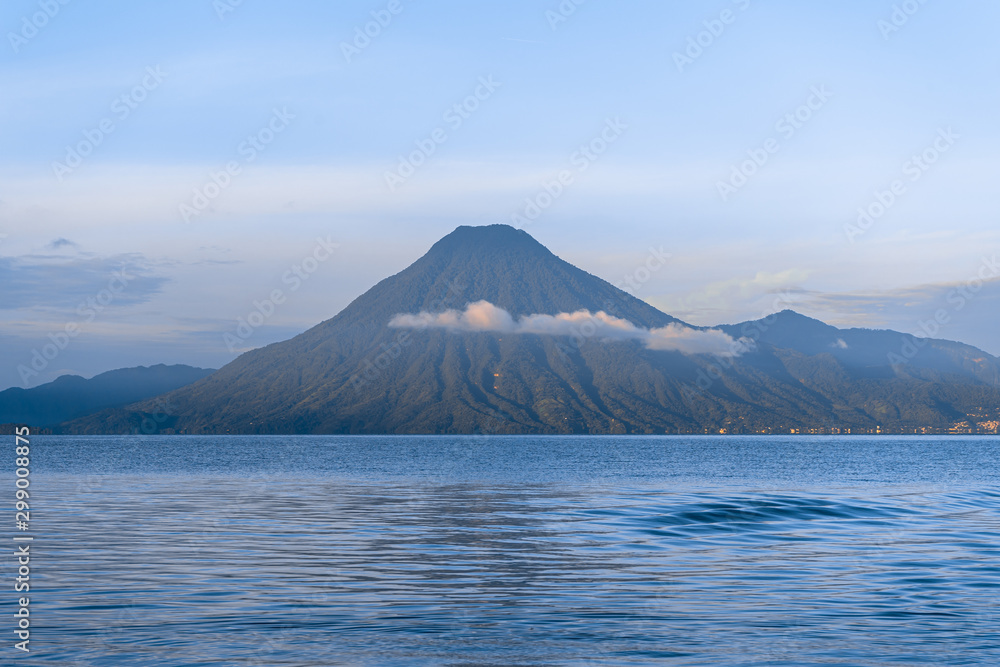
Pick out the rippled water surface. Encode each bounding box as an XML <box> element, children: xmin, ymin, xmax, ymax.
<box><xmin>8</xmin><ymin>435</ymin><xmax>1000</xmax><ymax>665</ymax></box>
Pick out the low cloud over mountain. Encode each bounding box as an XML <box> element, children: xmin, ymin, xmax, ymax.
<box><xmin>390</xmin><ymin>300</ymin><xmax>747</xmax><ymax>357</ymax></box>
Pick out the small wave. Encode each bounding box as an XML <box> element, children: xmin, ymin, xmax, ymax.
<box><xmin>613</xmin><ymin>494</ymin><xmax>907</xmax><ymax>537</ymax></box>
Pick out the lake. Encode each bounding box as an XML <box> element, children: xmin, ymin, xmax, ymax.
<box><xmin>8</xmin><ymin>435</ymin><xmax>1000</xmax><ymax>665</ymax></box>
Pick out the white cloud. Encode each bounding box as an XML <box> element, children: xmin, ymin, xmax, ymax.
<box><xmin>390</xmin><ymin>300</ymin><xmax>516</xmax><ymax>332</ymax></box>
<box><xmin>390</xmin><ymin>301</ymin><xmax>749</xmax><ymax>357</ymax></box>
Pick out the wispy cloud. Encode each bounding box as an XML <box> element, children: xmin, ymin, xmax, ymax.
<box><xmin>0</xmin><ymin>253</ymin><xmax>169</xmax><ymax>311</ymax></box>
<box><xmin>785</xmin><ymin>273</ymin><xmax>1000</xmax><ymax>326</ymax></box>
<box><xmin>390</xmin><ymin>301</ymin><xmax>749</xmax><ymax>357</ymax></box>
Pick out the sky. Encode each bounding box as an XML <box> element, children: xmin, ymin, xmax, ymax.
<box><xmin>1</xmin><ymin>0</ymin><xmax>999</xmax><ymax>390</ymax></box>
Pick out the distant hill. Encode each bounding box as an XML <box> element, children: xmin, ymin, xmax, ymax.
<box><xmin>62</xmin><ymin>226</ymin><xmax>1000</xmax><ymax>435</ymax></box>
<box><xmin>0</xmin><ymin>365</ymin><xmax>215</xmax><ymax>429</ymax></box>
<box><xmin>718</xmin><ymin>310</ymin><xmax>1000</xmax><ymax>387</ymax></box>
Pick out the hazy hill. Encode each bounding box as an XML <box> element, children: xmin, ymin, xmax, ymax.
<box><xmin>62</xmin><ymin>226</ymin><xmax>1000</xmax><ymax>435</ymax></box>
<box><xmin>0</xmin><ymin>364</ymin><xmax>214</xmax><ymax>429</ymax></box>
<box><xmin>719</xmin><ymin>310</ymin><xmax>1000</xmax><ymax>386</ymax></box>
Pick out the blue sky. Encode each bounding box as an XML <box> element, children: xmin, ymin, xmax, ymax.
<box><xmin>2</xmin><ymin>0</ymin><xmax>999</xmax><ymax>389</ymax></box>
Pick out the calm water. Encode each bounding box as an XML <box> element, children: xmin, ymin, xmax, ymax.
<box><xmin>6</xmin><ymin>435</ymin><xmax>1000</xmax><ymax>666</ymax></box>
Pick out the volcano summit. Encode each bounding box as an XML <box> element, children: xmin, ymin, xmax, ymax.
<box><xmin>64</xmin><ymin>225</ymin><xmax>1000</xmax><ymax>435</ymax></box>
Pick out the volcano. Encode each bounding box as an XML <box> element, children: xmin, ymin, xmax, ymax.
<box><xmin>64</xmin><ymin>225</ymin><xmax>1000</xmax><ymax>434</ymax></box>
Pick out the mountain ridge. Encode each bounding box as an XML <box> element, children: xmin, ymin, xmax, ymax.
<box><xmin>59</xmin><ymin>226</ymin><xmax>1000</xmax><ymax>435</ymax></box>
<box><xmin>0</xmin><ymin>364</ymin><xmax>215</xmax><ymax>429</ymax></box>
